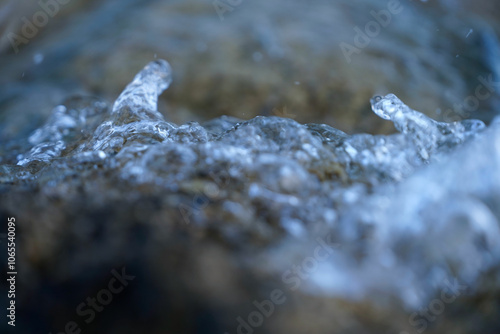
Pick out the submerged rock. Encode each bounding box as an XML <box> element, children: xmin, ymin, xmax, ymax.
<box><xmin>1</xmin><ymin>60</ymin><xmax>499</xmax><ymax>334</ymax></box>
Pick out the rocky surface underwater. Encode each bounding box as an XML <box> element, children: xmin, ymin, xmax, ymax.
<box><xmin>1</xmin><ymin>58</ymin><xmax>500</xmax><ymax>334</ymax></box>
<box><xmin>1</xmin><ymin>1</ymin><xmax>500</xmax><ymax>334</ymax></box>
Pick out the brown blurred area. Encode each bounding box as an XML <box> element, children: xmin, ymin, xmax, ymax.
<box><xmin>1</xmin><ymin>2</ymin><xmax>500</xmax><ymax>334</ymax></box>
<box><xmin>0</xmin><ymin>0</ymin><xmax>499</xmax><ymax>139</ymax></box>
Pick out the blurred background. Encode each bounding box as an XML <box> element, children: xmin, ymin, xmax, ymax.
<box><xmin>0</xmin><ymin>0</ymin><xmax>499</xmax><ymax>146</ymax></box>
<box><xmin>1</xmin><ymin>1</ymin><xmax>500</xmax><ymax>334</ymax></box>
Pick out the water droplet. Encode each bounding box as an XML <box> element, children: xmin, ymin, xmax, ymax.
<box><xmin>33</xmin><ymin>53</ymin><xmax>44</xmax><ymax>65</ymax></box>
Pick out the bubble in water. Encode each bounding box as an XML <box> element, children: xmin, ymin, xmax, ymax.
<box><xmin>6</xmin><ymin>60</ymin><xmax>498</xmax><ymax>314</ymax></box>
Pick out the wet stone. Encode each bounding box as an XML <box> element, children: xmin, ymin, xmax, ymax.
<box><xmin>1</xmin><ymin>59</ymin><xmax>499</xmax><ymax>334</ymax></box>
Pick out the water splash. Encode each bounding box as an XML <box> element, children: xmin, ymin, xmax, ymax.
<box><xmin>5</xmin><ymin>59</ymin><xmax>498</xmax><ymax>311</ymax></box>
<box><xmin>370</xmin><ymin>94</ymin><xmax>485</xmax><ymax>160</ymax></box>
<box><xmin>81</xmin><ymin>60</ymin><xmax>176</xmax><ymax>154</ymax></box>
<box><xmin>112</xmin><ymin>59</ymin><xmax>172</xmax><ymax>122</ymax></box>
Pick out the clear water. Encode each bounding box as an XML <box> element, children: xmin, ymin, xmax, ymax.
<box><xmin>4</xmin><ymin>60</ymin><xmax>499</xmax><ymax>309</ymax></box>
